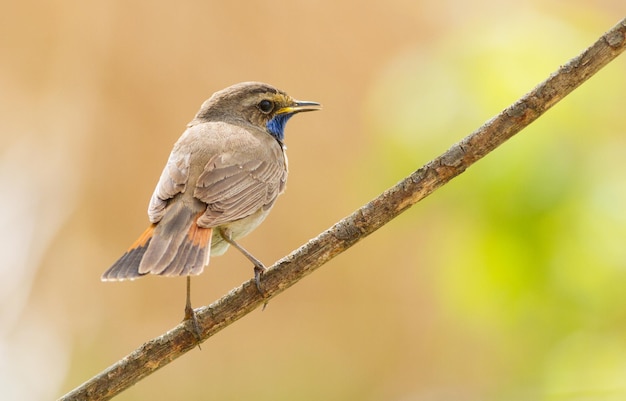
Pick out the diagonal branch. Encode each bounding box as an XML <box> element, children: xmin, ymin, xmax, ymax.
<box><xmin>59</xmin><ymin>17</ymin><xmax>626</xmax><ymax>401</ymax></box>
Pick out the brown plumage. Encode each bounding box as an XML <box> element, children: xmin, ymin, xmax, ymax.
<box><xmin>102</xmin><ymin>82</ymin><xmax>320</xmax><ymax>305</ymax></box>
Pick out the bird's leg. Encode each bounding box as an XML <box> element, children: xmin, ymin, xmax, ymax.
<box><xmin>218</xmin><ymin>227</ymin><xmax>267</xmax><ymax>295</ymax></box>
<box><xmin>184</xmin><ymin>276</ymin><xmax>202</xmax><ymax>347</ymax></box>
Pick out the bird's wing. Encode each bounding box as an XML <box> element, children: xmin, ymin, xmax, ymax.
<box><xmin>194</xmin><ymin>150</ymin><xmax>286</xmax><ymax>227</ymax></box>
<box><xmin>147</xmin><ymin>150</ymin><xmax>190</xmax><ymax>223</ymax></box>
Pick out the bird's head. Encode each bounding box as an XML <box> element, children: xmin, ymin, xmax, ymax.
<box><xmin>193</xmin><ymin>82</ymin><xmax>321</xmax><ymax>142</ymax></box>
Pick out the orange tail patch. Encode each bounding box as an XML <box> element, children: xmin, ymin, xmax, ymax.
<box><xmin>101</xmin><ymin>224</ymin><xmax>156</xmax><ymax>281</ymax></box>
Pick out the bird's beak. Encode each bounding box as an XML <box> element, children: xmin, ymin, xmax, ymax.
<box><xmin>276</xmin><ymin>100</ymin><xmax>322</xmax><ymax>115</ymax></box>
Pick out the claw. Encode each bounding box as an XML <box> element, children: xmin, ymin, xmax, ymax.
<box><xmin>254</xmin><ymin>264</ymin><xmax>266</xmax><ymax>294</ymax></box>
<box><xmin>184</xmin><ymin>304</ymin><xmax>202</xmax><ymax>341</ymax></box>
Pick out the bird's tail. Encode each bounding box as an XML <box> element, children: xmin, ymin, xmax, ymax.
<box><xmin>101</xmin><ymin>205</ymin><xmax>212</xmax><ymax>281</ymax></box>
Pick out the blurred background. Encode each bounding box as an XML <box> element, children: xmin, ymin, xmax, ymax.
<box><xmin>1</xmin><ymin>1</ymin><xmax>626</xmax><ymax>400</ymax></box>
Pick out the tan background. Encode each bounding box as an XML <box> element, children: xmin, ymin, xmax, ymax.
<box><xmin>2</xmin><ymin>1</ymin><xmax>626</xmax><ymax>400</ymax></box>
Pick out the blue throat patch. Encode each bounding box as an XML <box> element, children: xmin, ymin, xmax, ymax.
<box><xmin>266</xmin><ymin>113</ymin><xmax>294</xmax><ymax>142</ymax></box>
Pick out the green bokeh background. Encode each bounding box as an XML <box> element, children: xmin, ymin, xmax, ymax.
<box><xmin>1</xmin><ymin>1</ymin><xmax>625</xmax><ymax>400</ymax></box>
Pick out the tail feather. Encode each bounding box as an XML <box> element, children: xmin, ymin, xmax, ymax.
<box><xmin>159</xmin><ymin>223</ymin><xmax>211</xmax><ymax>276</ymax></box>
<box><xmin>185</xmin><ymin>219</ymin><xmax>212</xmax><ymax>275</ymax></box>
<box><xmin>101</xmin><ymin>225</ymin><xmax>155</xmax><ymax>281</ymax></box>
<box><xmin>102</xmin><ymin>208</ymin><xmax>212</xmax><ymax>281</ymax></box>
<box><xmin>160</xmin><ymin>235</ymin><xmax>194</xmax><ymax>276</ymax></box>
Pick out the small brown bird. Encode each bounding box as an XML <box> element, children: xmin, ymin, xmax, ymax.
<box><xmin>102</xmin><ymin>82</ymin><xmax>320</xmax><ymax>332</ymax></box>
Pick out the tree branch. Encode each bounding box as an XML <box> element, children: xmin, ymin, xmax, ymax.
<box><xmin>59</xmin><ymin>17</ymin><xmax>626</xmax><ymax>401</ymax></box>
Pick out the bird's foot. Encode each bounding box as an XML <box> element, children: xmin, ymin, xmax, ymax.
<box><xmin>218</xmin><ymin>227</ymin><xmax>270</xmax><ymax>302</ymax></box>
<box><xmin>184</xmin><ymin>303</ymin><xmax>202</xmax><ymax>349</ymax></box>
<box><xmin>254</xmin><ymin>264</ymin><xmax>270</xmax><ymax>310</ymax></box>
<box><xmin>254</xmin><ymin>264</ymin><xmax>267</xmax><ymax>294</ymax></box>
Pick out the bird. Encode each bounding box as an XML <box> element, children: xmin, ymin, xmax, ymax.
<box><xmin>101</xmin><ymin>81</ymin><xmax>321</xmax><ymax>336</ymax></box>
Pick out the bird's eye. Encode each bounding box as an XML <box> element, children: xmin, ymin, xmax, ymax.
<box><xmin>257</xmin><ymin>99</ymin><xmax>274</xmax><ymax>114</ymax></box>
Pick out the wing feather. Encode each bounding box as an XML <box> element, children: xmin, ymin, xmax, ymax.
<box><xmin>194</xmin><ymin>154</ymin><xmax>286</xmax><ymax>227</ymax></box>
<box><xmin>147</xmin><ymin>151</ymin><xmax>191</xmax><ymax>223</ymax></box>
